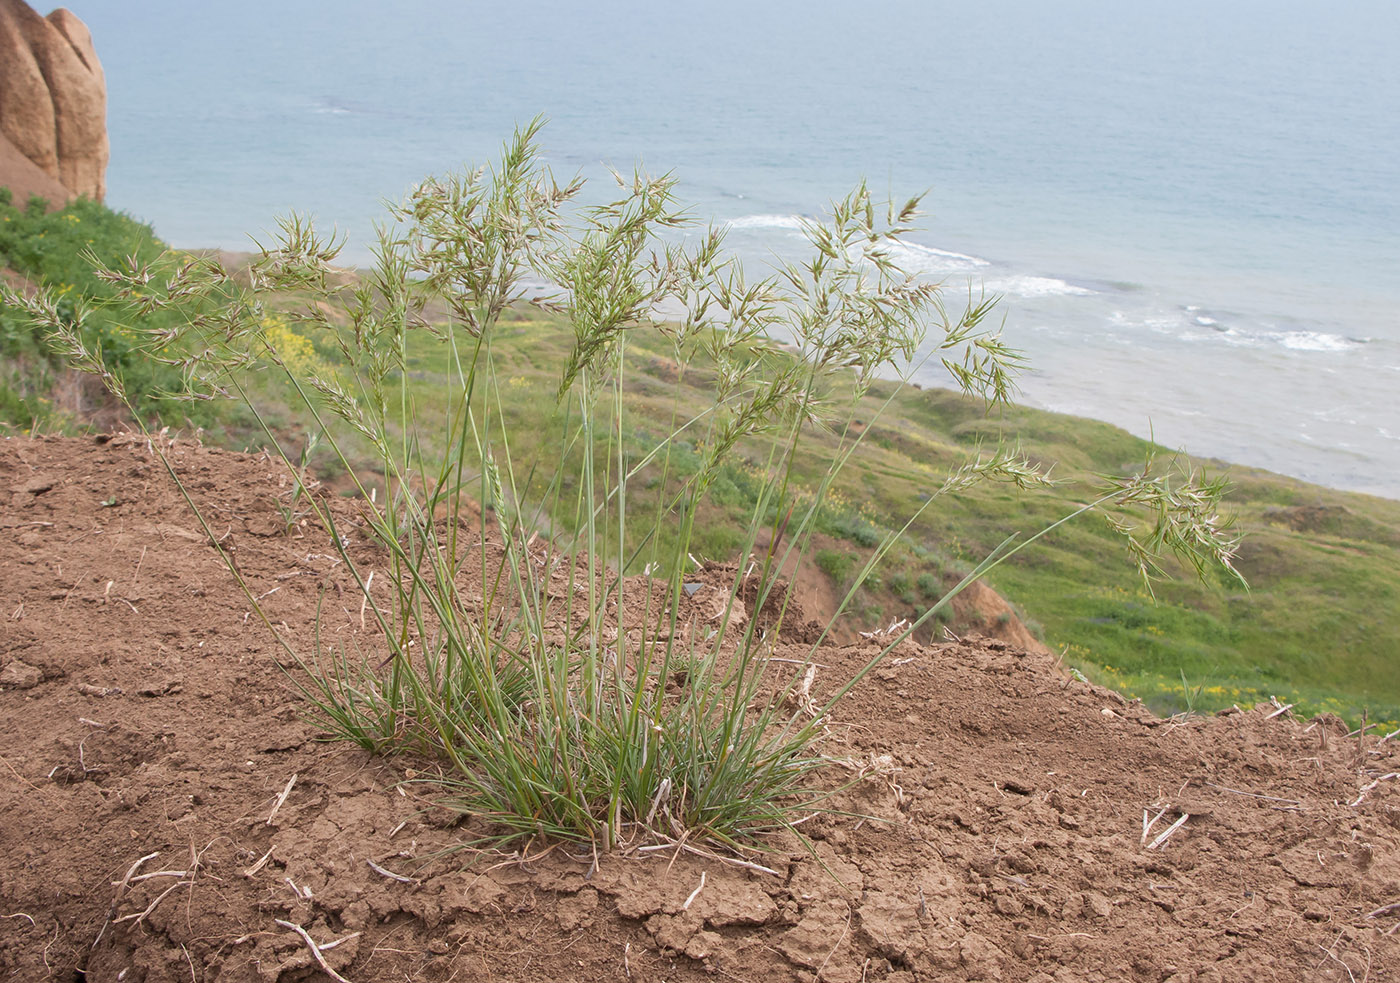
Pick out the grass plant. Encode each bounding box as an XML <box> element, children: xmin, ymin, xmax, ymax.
<box><xmin>5</xmin><ymin>122</ymin><xmax>1244</xmax><ymax>849</ymax></box>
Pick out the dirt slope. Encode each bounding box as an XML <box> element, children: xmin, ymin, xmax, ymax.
<box><xmin>2</xmin><ymin>434</ymin><xmax>1398</xmax><ymax>982</ymax></box>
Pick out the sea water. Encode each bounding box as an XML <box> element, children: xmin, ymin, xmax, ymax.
<box><xmin>73</xmin><ymin>0</ymin><xmax>1400</xmax><ymax>497</ymax></box>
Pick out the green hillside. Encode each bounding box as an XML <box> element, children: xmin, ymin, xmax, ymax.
<box><xmin>456</xmin><ymin>315</ymin><xmax>1400</xmax><ymax>728</ymax></box>
<box><xmin>5</xmin><ymin>190</ymin><xmax>1397</xmax><ymax>732</ymax></box>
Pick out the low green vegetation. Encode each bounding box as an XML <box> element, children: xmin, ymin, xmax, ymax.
<box><xmin>372</xmin><ymin>312</ymin><xmax>1400</xmax><ymax>730</ymax></box>
<box><xmin>0</xmin><ymin>187</ymin><xmax>217</xmax><ymax>432</ymax></box>
<box><xmin>3</xmin><ymin>135</ymin><xmax>1396</xmax><ymax>750</ymax></box>
<box><xmin>888</xmin><ymin>391</ymin><xmax>1400</xmax><ymax>727</ymax></box>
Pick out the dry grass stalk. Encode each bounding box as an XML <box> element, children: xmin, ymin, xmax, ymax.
<box><xmin>1141</xmin><ymin>803</ymin><xmax>1171</xmax><ymax>844</ymax></box>
<box><xmin>682</xmin><ymin>870</ymin><xmax>707</xmax><ymax>911</ymax></box>
<box><xmin>816</xmin><ymin>906</ymin><xmax>853</xmax><ymax>978</ymax></box>
<box><xmin>274</xmin><ymin>919</ymin><xmax>360</xmax><ymax>983</ymax></box>
<box><xmin>94</xmin><ymin>850</ymin><xmax>158</xmax><ymax>948</ymax></box>
<box><xmin>632</xmin><ymin>839</ymin><xmax>781</xmax><ymax>876</ymax></box>
<box><xmin>112</xmin><ymin>879</ymin><xmax>191</xmax><ymax>927</ymax></box>
<box><xmin>1146</xmin><ymin>813</ymin><xmax>1189</xmax><ymax>850</ymax></box>
<box><xmin>267</xmin><ymin>772</ymin><xmax>297</xmax><ymax>825</ymax></box>
<box><xmin>366</xmin><ymin>858</ymin><xmax>419</xmax><ymax>885</ymax></box>
<box><xmin>243</xmin><ymin>847</ymin><xmax>274</xmax><ymax>877</ymax></box>
<box><xmin>1314</xmin><ymin>937</ymin><xmax>1363</xmax><ymax>983</ymax></box>
<box><xmin>1</xmin><ymin>753</ymin><xmax>42</xmax><ymax>792</ymax></box>
<box><xmin>110</xmin><ymin>869</ymin><xmax>187</xmax><ymax>886</ymax></box>
<box><xmin>1349</xmin><ymin>772</ymin><xmax>1399</xmax><ymax>808</ymax></box>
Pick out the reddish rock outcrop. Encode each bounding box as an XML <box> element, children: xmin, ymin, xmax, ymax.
<box><xmin>0</xmin><ymin>0</ymin><xmax>107</xmax><ymax>204</ymax></box>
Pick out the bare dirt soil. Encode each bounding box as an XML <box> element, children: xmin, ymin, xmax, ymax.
<box><xmin>3</xmin><ymin>434</ymin><xmax>1399</xmax><ymax>982</ymax></box>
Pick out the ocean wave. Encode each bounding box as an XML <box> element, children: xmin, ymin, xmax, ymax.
<box><xmin>1214</xmin><ymin>329</ymin><xmax>1260</xmax><ymax>347</ymax></box>
<box><xmin>724</xmin><ymin>219</ymin><xmax>998</xmax><ymax>279</ymax></box>
<box><xmin>881</xmin><ymin>240</ymin><xmax>990</xmax><ymax>273</ymax></box>
<box><xmin>1270</xmin><ymin>331</ymin><xmax>1360</xmax><ymax>352</ymax></box>
<box><xmin>1184</xmin><ymin>305</ymin><xmax>1224</xmax><ymax>329</ymax></box>
<box><xmin>1111</xmin><ymin>306</ymin><xmax>1367</xmax><ymax>355</ymax></box>
<box><xmin>725</xmin><ymin>214</ymin><xmax>808</xmax><ymax>231</ymax></box>
<box><xmin>986</xmin><ymin>275</ymin><xmax>1096</xmax><ymax>298</ymax></box>
<box><xmin>875</xmin><ymin>243</ymin><xmax>1095</xmax><ymax>297</ymax></box>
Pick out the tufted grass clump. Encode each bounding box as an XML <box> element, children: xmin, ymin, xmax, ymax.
<box><xmin>5</xmin><ymin>120</ymin><xmax>1245</xmax><ymax>850</ymax></box>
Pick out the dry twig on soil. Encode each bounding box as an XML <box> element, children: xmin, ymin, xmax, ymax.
<box><xmin>94</xmin><ymin>851</ymin><xmax>158</xmax><ymax>948</ymax></box>
<box><xmin>243</xmin><ymin>847</ymin><xmax>274</xmax><ymax>877</ymax></box>
<box><xmin>366</xmin><ymin>858</ymin><xmax>420</xmax><ymax>885</ymax></box>
<box><xmin>631</xmin><ymin>838</ymin><xmax>781</xmax><ymax>876</ymax></box>
<box><xmin>1349</xmin><ymin>773</ymin><xmax>1399</xmax><ymax>808</ymax></box>
<box><xmin>112</xmin><ymin>879</ymin><xmax>191</xmax><ymax>928</ymax></box>
<box><xmin>1145</xmin><ymin>813</ymin><xmax>1189</xmax><ymax>850</ymax></box>
<box><xmin>267</xmin><ymin>772</ymin><xmax>297</xmax><ymax>825</ymax></box>
<box><xmin>274</xmin><ymin>919</ymin><xmax>360</xmax><ymax>983</ymax></box>
<box><xmin>682</xmin><ymin>871</ymin><xmax>707</xmax><ymax>911</ymax></box>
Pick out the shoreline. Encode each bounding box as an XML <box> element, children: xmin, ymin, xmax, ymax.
<box><xmin>188</xmin><ymin>242</ymin><xmax>1400</xmax><ymax>505</ymax></box>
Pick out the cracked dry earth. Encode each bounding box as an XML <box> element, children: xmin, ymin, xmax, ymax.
<box><xmin>2</xmin><ymin>434</ymin><xmax>1399</xmax><ymax>983</ymax></box>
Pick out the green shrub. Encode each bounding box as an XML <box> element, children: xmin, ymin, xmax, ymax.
<box><xmin>815</xmin><ymin>548</ymin><xmax>857</xmax><ymax>586</ymax></box>
<box><xmin>829</xmin><ymin>511</ymin><xmax>883</xmax><ymax>547</ymax></box>
<box><xmin>0</xmin><ymin>190</ymin><xmax>215</xmax><ymax>429</ymax></box>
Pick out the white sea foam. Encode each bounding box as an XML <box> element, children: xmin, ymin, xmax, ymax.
<box><xmin>986</xmin><ymin>275</ymin><xmax>1095</xmax><ymax>299</ymax></box>
<box><xmin>860</xmin><ymin>241</ymin><xmax>1100</xmax><ymax>299</ymax></box>
<box><xmin>882</xmin><ymin>240</ymin><xmax>990</xmax><ymax>273</ymax></box>
<box><xmin>1109</xmin><ymin>306</ymin><xmax>1366</xmax><ymax>355</ymax></box>
<box><xmin>727</xmin><ymin>224</ymin><xmax>1094</xmax><ymax>301</ymax></box>
<box><xmin>1185</xmin><ymin>324</ymin><xmax>1260</xmax><ymax>348</ymax></box>
<box><xmin>1271</xmin><ymin>331</ymin><xmax>1358</xmax><ymax>352</ymax></box>
<box><xmin>726</xmin><ymin>214</ymin><xmax>808</xmax><ymax>231</ymax></box>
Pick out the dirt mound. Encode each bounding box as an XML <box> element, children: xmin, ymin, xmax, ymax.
<box><xmin>3</xmin><ymin>435</ymin><xmax>1399</xmax><ymax>982</ymax></box>
<box><xmin>752</xmin><ymin>536</ymin><xmax>1044</xmax><ymax>653</ymax></box>
<box><xmin>948</xmin><ymin>579</ymin><xmax>1049</xmax><ymax>655</ymax></box>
